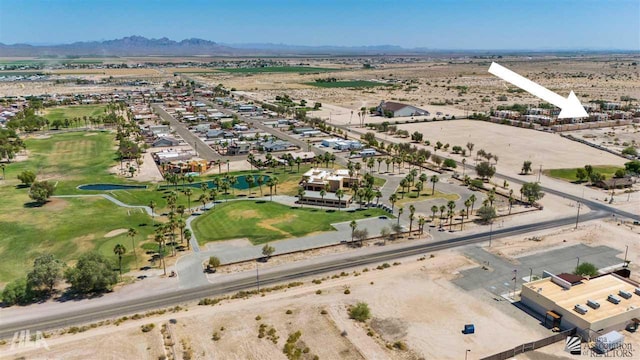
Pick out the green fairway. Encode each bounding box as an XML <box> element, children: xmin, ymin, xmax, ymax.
<box><xmin>545</xmin><ymin>166</ymin><xmax>623</xmax><ymax>182</ymax></box>
<box><xmin>306</xmin><ymin>80</ymin><xmax>390</xmax><ymax>88</ymax></box>
<box><xmin>192</xmin><ymin>200</ymin><xmax>389</xmax><ymax>245</ymax></box>
<box><xmin>218</xmin><ymin>66</ymin><xmax>338</xmax><ymax>74</ymax></box>
<box><xmin>42</xmin><ymin>104</ymin><xmax>108</xmax><ymax>128</ymax></box>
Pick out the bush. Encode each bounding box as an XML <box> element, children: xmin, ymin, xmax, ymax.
<box><xmin>1</xmin><ymin>278</ymin><xmax>33</xmax><ymax>306</ymax></box>
<box><xmin>320</xmin><ymin>309</ymin><xmax>327</xmax><ymax>315</ymax></box>
<box><xmin>212</xmin><ymin>332</ymin><xmax>221</xmax><ymax>341</ymax></box>
<box><xmin>208</xmin><ymin>256</ymin><xmax>221</xmax><ymax>268</ymax></box>
<box><xmin>255</xmin><ymin>315</ymin><xmax>262</xmax><ymax>321</ymax></box>
<box><xmin>574</xmin><ymin>262</ymin><xmax>598</xmax><ymax>277</ymax></box>
<box><xmin>349</xmin><ymin>302</ymin><xmax>371</xmax><ymax>322</ymax></box>
<box><xmin>17</xmin><ymin>170</ymin><xmax>36</xmax><ymax>185</ymax></box>
<box><xmin>315</xmin><ymin>290</ymin><xmax>322</xmax><ymax>295</ymax></box>
<box><xmin>393</xmin><ymin>341</ymin><xmax>408</xmax><ymax>350</ymax></box>
<box><xmin>285</xmin><ymin>309</ymin><xmax>293</xmax><ymax>314</ymax></box>
<box><xmin>141</xmin><ymin>324</ymin><xmax>155</xmax><ymax>333</ymax></box>
<box><xmin>29</xmin><ymin>180</ymin><xmax>55</xmax><ymax>204</ymax></box>
<box><xmin>344</xmin><ymin>289</ymin><xmax>351</xmax><ymax>295</ymax></box>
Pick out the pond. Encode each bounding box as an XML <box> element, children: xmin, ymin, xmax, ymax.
<box><xmin>159</xmin><ymin>175</ymin><xmax>271</xmax><ymax>191</ymax></box>
<box><xmin>77</xmin><ymin>184</ymin><xmax>148</xmax><ymax>191</ymax></box>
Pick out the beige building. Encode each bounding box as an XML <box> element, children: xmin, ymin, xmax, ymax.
<box><xmin>521</xmin><ymin>272</ymin><xmax>640</xmax><ymax>338</ymax></box>
<box><xmin>301</xmin><ymin>168</ymin><xmax>359</xmax><ymax>192</ymax></box>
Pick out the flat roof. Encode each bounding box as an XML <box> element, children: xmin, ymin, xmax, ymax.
<box><xmin>526</xmin><ymin>275</ymin><xmax>640</xmax><ymax>323</ymax></box>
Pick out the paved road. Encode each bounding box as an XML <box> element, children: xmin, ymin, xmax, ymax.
<box><xmin>0</xmin><ymin>208</ymin><xmax>610</xmax><ymax>338</ymax></box>
<box><xmin>151</xmin><ymin>103</ymin><xmax>222</xmax><ymax>162</ymax></box>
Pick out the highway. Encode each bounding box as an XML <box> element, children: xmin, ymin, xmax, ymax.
<box><xmin>0</xmin><ymin>208</ymin><xmax>613</xmax><ymax>338</ymax></box>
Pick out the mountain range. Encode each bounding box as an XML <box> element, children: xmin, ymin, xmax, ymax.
<box><xmin>1</xmin><ymin>36</ymin><xmax>634</xmax><ymax>57</ymax></box>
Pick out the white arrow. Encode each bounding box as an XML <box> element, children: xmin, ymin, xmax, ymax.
<box><xmin>488</xmin><ymin>62</ymin><xmax>588</xmax><ymax>119</ymax></box>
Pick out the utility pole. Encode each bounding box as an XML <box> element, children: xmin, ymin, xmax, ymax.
<box><xmin>489</xmin><ymin>221</ymin><xmax>493</xmax><ymax>247</ymax></box>
<box><xmin>529</xmin><ymin>268</ymin><xmax>533</xmax><ymax>282</ymax></box>
<box><xmin>576</xmin><ymin>257</ymin><xmax>580</xmax><ymax>269</ymax></box>
<box><xmin>513</xmin><ymin>269</ymin><xmax>518</xmax><ymax>298</ymax></box>
<box><xmin>624</xmin><ymin>245</ymin><xmax>629</xmax><ymax>266</ymax></box>
<box><xmin>575</xmin><ymin>202</ymin><xmax>581</xmax><ymax>229</ymax></box>
<box><xmin>537</xmin><ymin>164</ymin><xmax>542</xmax><ymax>182</ymax></box>
<box><xmin>256</xmin><ymin>262</ymin><xmax>260</xmax><ymax>292</ymax></box>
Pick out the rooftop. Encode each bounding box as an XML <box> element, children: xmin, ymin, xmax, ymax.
<box><xmin>525</xmin><ymin>274</ymin><xmax>640</xmax><ymax>323</ymax></box>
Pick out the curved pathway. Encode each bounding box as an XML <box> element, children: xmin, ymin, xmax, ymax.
<box><xmin>52</xmin><ymin>194</ymin><xmax>156</xmax><ymax>216</ymax></box>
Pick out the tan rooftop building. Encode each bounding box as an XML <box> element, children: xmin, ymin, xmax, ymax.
<box><xmin>301</xmin><ymin>168</ymin><xmax>358</xmax><ymax>192</ymax></box>
<box><xmin>521</xmin><ymin>272</ymin><xmax>640</xmax><ymax>337</ymax></box>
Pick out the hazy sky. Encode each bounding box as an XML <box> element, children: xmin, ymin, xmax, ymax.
<box><xmin>0</xmin><ymin>0</ymin><xmax>639</xmax><ymax>50</ymax></box>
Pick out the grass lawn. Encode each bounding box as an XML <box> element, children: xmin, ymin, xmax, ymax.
<box><xmin>393</xmin><ymin>190</ymin><xmax>460</xmax><ymax>206</ymax></box>
<box><xmin>218</xmin><ymin>66</ymin><xmax>338</xmax><ymax>74</ymax></box>
<box><xmin>42</xmin><ymin>104</ymin><xmax>108</xmax><ymax>128</ymax></box>
<box><xmin>0</xmin><ymin>132</ymin><xmax>157</xmax><ymax>283</ymax></box>
<box><xmin>545</xmin><ymin>166</ymin><xmax>623</xmax><ymax>182</ymax></box>
<box><xmin>305</xmin><ymin>80</ymin><xmax>390</xmax><ymax>88</ymax></box>
<box><xmin>192</xmin><ymin>200</ymin><xmax>389</xmax><ymax>245</ymax></box>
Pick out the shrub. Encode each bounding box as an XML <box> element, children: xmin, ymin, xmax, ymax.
<box><xmin>255</xmin><ymin>315</ymin><xmax>262</xmax><ymax>321</ymax></box>
<box><xmin>141</xmin><ymin>324</ymin><xmax>155</xmax><ymax>333</ymax></box>
<box><xmin>393</xmin><ymin>341</ymin><xmax>408</xmax><ymax>350</ymax></box>
<box><xmin>285</xmin><ymin>309</ymin><xmax>293</xmax><ymax>314</ymax></box>
<box><xmin>344</xmin><ymin>289</ymin><xmax>351</xmax><ymax>295</ymax></box>
<box><xmin>315</xmin><ymin>290</ymin><xmax>322</xmax><ymax>295</ymax></box>
<box><xmin>349</xmin><ymin>302</ymin><xmax>371</xmax><ymax>322</ymax></box>
<box><xmin>574</xmin><ymin>262</ymin><xmax>598</xmax><ymax>277</ymax></box>
<box><xmin>320</xmin><ymin>309</ymin><xmax>327</xmax><ymax>315</ymax></box>
<box><xmin>212</xmin><ymin>332</ymin><xmax>221</xmax><ymax>341</ymax></box>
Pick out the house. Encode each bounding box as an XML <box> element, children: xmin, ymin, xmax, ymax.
<box><xmin>233</xmin><ymin>124</ymin><xmax>249</xmax><ymax>131</ymax></box>
<box><xmin>227</xmin><ymin>141</ymin><xmax>251</xmax><ymax>155</ymax></box>
<box><xmin>301</xmin><ymin>168</ymin><xmax>360</xmax><ymax>192</ymax></box>
<box><xmin>376</xmin><ymin>101</ymin><xmax>429</xmax><ymax>118</ymax></box>
<box><xmin>152</xmin><ymin>137</ymin><xmax>180</xmax><ymax>147</ymax></box>
<box><xmin>334</xmin><ymin>140</ymin><xmax>363</xmax><ymax>151</ymax></box>
<box><xmin>149</xmin><ymin>125</ymin><xmax>170</xmax><ymax>135</ymax></box>
<box><xmin>262</xmin><ymin>140</ymin><xmax>294</xmax><ymax>152</ymax></box>
<box><xmin>206</xmin><ymin>129</ymin><xmax>234</xmax><ymax>139</ymax></box>
<box><xmin>292</xmin><ymin>127</ymin><xmax>315</xmax><ymax>134</ymax></box>
<box><xmin>594</xmin><ymin>177</ymin><xmax>635</xmax><ymax>190</ymax></box>
<box><xmin>238</xmin><ymin>105</ymin><xmax>256</xmax><ymax>112</ymax></box>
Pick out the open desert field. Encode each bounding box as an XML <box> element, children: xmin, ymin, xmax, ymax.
<box><xmin>3</xmin><ymin>250</ymin><xmax>552</xmax><ymax>360</ymax></box>
<box><xmin>394</xmin><ymin>119</ymin><xmax>628</xmax><ymax>173</ymax></box>
<box><xmin>193</xmin><ymin>57</ymin><xmax>640</xmax><ymax>115</ymax></box>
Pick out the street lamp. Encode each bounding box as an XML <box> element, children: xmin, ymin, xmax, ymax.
<box><xmin>576</xmin><ymin>257</ymin><xmax>580</xmax><ymax>269</ymax></box>
<box><xmin>489</xmin><ymin>221</ymin><xmax>493</xmax><ymax>247</ymax></box>
<box><xmin>256</xmin><ymin>261</ymin><xmax>260</xmax><ymax>292</ymax></box>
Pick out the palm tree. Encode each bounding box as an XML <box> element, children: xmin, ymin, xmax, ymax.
<box><xmin>469</xmin><ymin>194</ymin><xmax>477</xmax><ymax>215</ymax></box>
<box><xmin>389</xmin><ymin>193</ymin><xmax>398</xmax><ymax>212</ymax></box>
<box><xmin>430</xmin><ymin>175</ymin><xmax>439</xmax><ymax>195</ymax></box>
<box><xmin>375</xmin><ymin>190</ymin><xmax>382</xmax><ymax>205</ymax></box>
<box><xmin>257</xmin><ymin>175</ymin><xmax>264</xmax><ymax>196</ymax></box>
<box><xmin>297</xmin><ymin>187</ymin><xmax>306</xmax><ymax>208</ymax></box>
<box><xmin>127</xmin><ymin>228</ymin><xmax>138</xmax><ymax>269</ymax></box>
<box><xmin>272</xmin><ymin>177</ymin><xmax>279</xmax><ymax>195</ymax></box>
<box><xmin>113</xmin><ymin>243</ymin><xmax>126</xmax><ymax>277</ymax></box>
<box><xmin>177</xmin><ymin>218</ymin><xmax>186</xmax><ymax>245</ymax></box>
<box><xmin>399</xmin><ymin>178</ymin><xmax>408</xmax><ymax>198</ymax></box>
<box><xmin>459</xmin><ymin>209</ymin><xmax>466</xmax><ymax>230</ymax></box>
<box><xmin>229</xmin><ymin>176</ymin><xmax>237</xmax><ymax>196</ymax></box>
<box><xmin>319</xmin><ymin>189</ymin><xmax>326</xmax><ymax>207</ymax></box>
<box><xmin>385</xmin><ymin>158</ymin><xmax>391</xmax><ymax>173</ymax></box>
<box><xmin>198</xmin><ymin>193</ymin><xmax>207</xmax><ymax>210</ymax></box>
<box><xmin>418</xmin><ymin>216</ymin><xmax>426</xmax><ymax>236</ymax></box>
<box><xmin>246</xmin><ymin>175</ymin><xmax>255</xmax><ymax>194</ymax></box>
<box><xmin>409</xmin><ymin>205</ymin><xmax>416</xmax><ymax>232</ymax></box>
<box><xmin>266</xmin><ymin>178</ymin><xmax>275</xmax><ymax>201</ymax></box>
<box><xmin>148</xmin><ymin>200</ymin><xmax>156</xmax><ymax>226</ymax></box>
<box><xmin>431</xmin><ymin>205</ymin><xmax>438</xmax><ymax>223</ymax></box>
<box><xmin>415</xmin><ymin>181</ymin><xmax>423</xmax><ymax>197</ymax></box>
<box><xmin>397</xmin><ymin>207</ymin><xmax>404</xmax><ymax>226</ymax></box>
<box><xmin>184</xmin><ymin>188</ymin><xmax>193</xmax><ymax>213</ymax></box>
<box><xmin>464</xmin><ymin>198</ymin><xmax>472</xmax><ymax>217</ymax></box>
<box><xmin>439</xmin><ymin>205</ymin><xmax>446</xmax><ymax>228</ymax></box>
<box><xmin>183</xmin><ymin>228</ymin><xmax>192</xmax><ymax>250</ymax></box>
<box><xmin>209</xmin><ymin>189</ymin><xmax>218</xmax><ymax>207</ymax></box>
<box><xmin>350</xmin><ymin>220</ymin><xmax>357</xmax><ymax>243</ymax></box>
<box><xmin>154</xmin><ymin>232</ymin><xmax>166</xmax><ymax>275</ymax></box>
<box><xmin>335</xmin><ymin>189</ymin><xmax>345</xmax><ymax>210</ymax></box>
<box><xmin>447</xmin><ymin>209</ymin><xmax>454</xmax><ymax>231</ymax></box>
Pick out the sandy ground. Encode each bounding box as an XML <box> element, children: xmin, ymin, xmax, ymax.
<box><xmin>394</xmin><ymin>120</ymin><xmax>628</xmax><ymax>173</ymax></box>
<box><xmin>563</xmin><ymin>124</ymin><xmax>640</xmax><ymax>155</ymax></box>
<box><xmin>104</xmin><ymin>228</ymin><xmax>128</xmax><ymax>238</ymax></box>
<box><xmin>3</xmin><ymin>250</ymin><xmax>549</xmax><ymax>360</ymax></box>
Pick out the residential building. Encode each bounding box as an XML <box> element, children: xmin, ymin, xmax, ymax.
<box><xmin>152</xmin><ymin>137</ymin><xmax>180</xmax><ymax>147</ymax></box>
<box><xmin>227</xmin><ymin>141</ymin><xmax>251</xmax><ymax>155</ymax></box>
<box><xmin>376</xmin><ymin>101</ymin><xmax>429</xmax><ymax>117</ymax></box>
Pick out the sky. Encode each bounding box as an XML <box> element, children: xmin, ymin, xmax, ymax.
<box><xmin>0</xmin><ymin>0</ymin><xmax>639</xmax><ymax>50</ymax></box>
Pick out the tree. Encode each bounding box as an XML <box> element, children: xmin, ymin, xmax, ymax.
<box><xmin>469</xmin><ymin>194</ymin><xmax>477</xmax><ymax>214</ymax></box>
<box><xmin>389</xmin><ymin>193</ymin><xmax>398</xmax><ymax>212</ymax></box>
<box><xmin>584</xmin><ymin>165</ymin><xmax>594</xmax><ymax>178</ymax></box>
<box><xmin>27</xmin><ymin>253</ymin><xmax>64</xmax><ymax>294</ymax></box>
<box><xmin>353</xmin><ymin>228</ymin><xmax>369</xmax><ymax>246</ymax></box>
<box><xmin>430</xmin><ymin>175</ymin><xmax>439</xmax><ymax>195</ymax></box>
<box><xmin>319</xmin><ymin>189</ymin><xmax>326</xmax><ymax>207</ymax></box>
<box><xmin>262</xmin><ymin>244</ymin><xmax>275</xmax><ymax>260</ymax></box>
<box><xmin>184</xmin><ymin>228</ymin><xmax>192</xmax><ymax>250</ymax></box>
<box><xmin>29</xmin><ymin>180</ymin><xmax>55</xmax><ymax>204</ymax></box>
<box><xmin>431</xmin><ymin>154</ymin><xmax>443</xmax><ymax>168</ymax></box>
<box><xmin>335</xmin><ymin>189</ymin><xmax>344</xmax><ymax>210</ymax></box>
<box><xmin>17</xmin><ymin>170</ymin><xmax>36</xmax><ymax>185</ymax></box>
<box><xmin>397</xmin><ymin>207</ymin><xmax>404</xmax><ymax>226</ymax></box>
<box><xmin>430</xmin><ymin>205</ymin><xmax>438</xmax><ymax>222</ymax></box>
<box><xmin>621</xmin><ymin>146</ymin><xmax>638</xmax><ymax>157</ymax></box>
<box><xmin>113</xmin><ymin>243</ymin><xmax>126</xmax><ymax>276</ymax></box>
<box><xmin>380</xmin><ymin>226</ymin><xmax>391</xmax><ymax>245</ymax></box>
<box><xmin>128</xmin><ymin>228</ymin><xmax>138</xmax><ymax>268</ymax></box>
<box><xmin>349</xmin><ymin>302</ymin><xmax>371</xmax><ymax>322</ymax></box>
<box><xmin>575</xmin><ymin>168</ymin><xmax>588</xmax><ymax>182</ymax></box>
<box><xmin>442</xmin><ymin>158</ymin><xmax>457</xmax><ymax>169</ymax></box>
<box><xmin>521</xmin><ymin>182</ymin><xmax>545</xmax><ymax>203</ymax></box>
<box><xmin>148</xmin><ymin>200</ymin><xmax>157</xmax><ymax>224</ymax></box>
<box><xmin>521</xmin><ymin>161</ymin><xmax>532</xmax><ymax>174</ymax></box>
<box><xmin>1</xmin><ymin>278</ymin><xmax>33</xmax><ymax>306</ymax></box>
<box><xmin>208</xmin><ymin>256</ymin><xmax>221</xmax><ymax>271</ymax></box>
<box><xmin>466</xmin><ymin>142</ymin><xmax>475</xmax><ymax>154</ymax></box>
<box><xmin>411</xmin><ymin>131</ymin><xmax>423</xmax><ymax>143</ymax></box>
<box><xmin>625</xmin><ymin>160</ymin><xmax>640</xmax><ymax>174</ymax></box>
<box><xmin>476</xmin><ymin>205</ymin><xmax>497</xmax><ymax>224</ymax></box>
<box><xmin>614</xmin><ymin>169</ymin><xmax>626</xmax><ymax>178</ymax></box>
<box><xmin>184</xmin><ymin>188</ymin><xmax>193</xmax><ymax>212</ymax></box>
<box><xmin>350</xmin><ymin>220</ymin><xmax>357</xmax><ymax>243</ymax></box>
<box><xmin>476</xmin><ymin>161</ymin><xmax>496</xmax><ymax>180</ymax></box>
<box><xmin>65</xmin><ymin>252</ymin><xmax>118</xmax><ymax>294</ymax></box>
<box><xmin>574</xmin><ymin>262</ymin><xmax>598</xmax><ymax>277</ymax></box>
<box><xmin>297</xmin><ymin>187</ymin><xmax>306</xmax><ymax>208</ymax></box>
